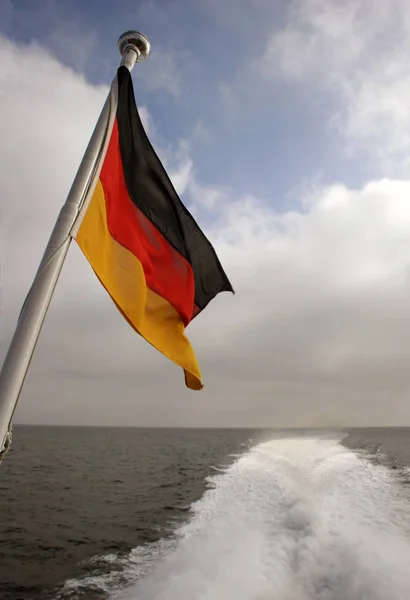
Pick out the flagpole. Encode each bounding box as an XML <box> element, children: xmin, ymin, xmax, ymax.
<box><xmin>0</xmin><ymin>31</ymin><xmax>151</xmax><ymax>463</ymax></box>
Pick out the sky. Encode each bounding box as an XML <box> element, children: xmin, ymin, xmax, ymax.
<box><xmin>2</xmin><ymin>0</ymin><xmax>410</xmax><ymax>427</ymax></box>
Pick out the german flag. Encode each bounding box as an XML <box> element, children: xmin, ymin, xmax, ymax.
<box><xmin>72</xmin><ymin>66</ymin><xmax>233</xmax><ymax>390</ymax></box>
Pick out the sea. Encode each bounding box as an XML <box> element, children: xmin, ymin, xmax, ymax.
<box><xmin>1</xmin><ymin>426</ymin><xmax>410</xmax><ymax>600</ymax></box>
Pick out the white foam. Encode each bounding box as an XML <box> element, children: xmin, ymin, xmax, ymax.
<box><xmin>57</xmin><ymin>538</ymin><xmax>175</xmax><ymax>599</ymax></box>
<box><xmin>117</xmin><ymin>436</ymin><xmax>410</xmax><ymax>600</ymax></box>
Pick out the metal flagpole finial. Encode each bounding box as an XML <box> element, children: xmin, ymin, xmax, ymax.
<box><xmin>118</xmin><ymin>31</ymin><xmax>151</xmax><ymax>68</ymax></box>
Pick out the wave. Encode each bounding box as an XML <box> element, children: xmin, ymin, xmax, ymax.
<box><xmin>58</xmin><ymin>434</ymin><xmax>410</xmax><ymax>599</ymax></box>
<box><xmin>119</xmin><ymin>435</ymin><xmax>410</xmax><ymax>600</ymax></box>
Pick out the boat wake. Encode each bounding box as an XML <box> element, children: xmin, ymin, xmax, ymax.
<box><xmin>60</xmin><ymin>435</ymin><xmax>410</xmax><ymax>600</ymax></box>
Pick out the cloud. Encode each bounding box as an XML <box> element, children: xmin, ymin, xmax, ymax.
<box><xmin>257</xmin><ymin>0</ymin><xmax>410</xmax><ymax>173</ymax></box>
<box><xmin>258</xmin><ymin>1</ymin><xmax>373</xmax><ymax>81</ymax></box>
<box><xmin>2</xmin><ymin>33</ymin><xmax>410</xmax><ymax>427</ymax></box>
<box><xmin>132</xmin><ymin>48</ymin><xmax>184</xmax><ymax>97</ymax></box>
<box><xmin>0</xmin><ymin>36</ymin><xmax>106</xmax><ymax>319</ymax></box>
<box><xmin>189</xmin><ymin>177</ymin><xmax>410</xmax><ymax>426</ymax></box>
<box><xmin>0</xmin><ymin>0</ymin><xmax>100</xmax><ymax>75</ymax></box>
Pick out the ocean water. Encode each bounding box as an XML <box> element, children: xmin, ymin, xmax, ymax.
<box><xmin>1</xmin><ymin>427</ymin><xmax>410</xmax><ymax>600</ymax></box>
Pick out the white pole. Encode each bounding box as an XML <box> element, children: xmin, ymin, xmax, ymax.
<box><xmin>0</xmin><ymin>31</ymin><xmax>151</xmax><ymax>463</ymax></box>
